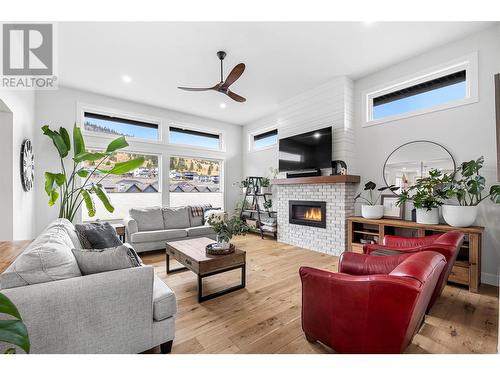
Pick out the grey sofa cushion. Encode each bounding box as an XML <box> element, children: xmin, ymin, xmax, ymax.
<box><xmin>186</xmin><ymin>225</ymin><xmax>216</xmax><ymax>237</ymax></box>
<box><xmin>162</xmin><ymin>207</ymin><xmax>190</xmax><ymax>229</ymax></box>
<box><xmin>0</xmin><ymin>220</ymin><xmax>82</xmax><ymax>289</ymax></box>
<box><xmin>71</xmin><ymin>245</ymin><xmax>141</xmax><ymax>275</ymax></box>
<box><xmin>131</xmin><ymin>229</ymin><xmax>187</xmax><ymax>243</ymax></box>
<box><xmin>189</xmin><ymin>213</ymin><xmax>203</xmax><ymax>227</ymax></box>
<box><xmin>129</xmin><ymin>207</ymin><xmax>164</xmax><ymax>231</ymax></box>
<box><xmin>153</xmin><ymin>275</ymin><xmax>176</xmax><ymax>321</ymax></box>
<box><xmin>75</xmin><ymin>222</ymin><xmax>122</xmax><ymax>249</ymax></box>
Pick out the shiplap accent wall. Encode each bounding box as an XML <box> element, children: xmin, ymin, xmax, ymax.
<box><xmin>242</xmin><ymin>76</ymin><xmax>356</xmax><ymax>178</ymax></box>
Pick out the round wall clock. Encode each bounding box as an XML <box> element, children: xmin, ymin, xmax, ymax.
<box><xmin>21</xmin><ymin>139</ymin><xmax>34</xmax><ymax>192</ymax></box>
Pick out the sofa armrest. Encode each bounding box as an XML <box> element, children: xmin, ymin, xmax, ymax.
<box><xmin>339</xmin><ymin>252</ymin><xmax>412</xmax><ymax>275</ymax></box>
<box><xmin>0</xmin><ymin>266</ymin><xmax>155</xmax><ymax>354</ymax></box>
<box><xmin>124</xmin><ymin>216</ymin><xmax>138</xmax><ymax>243</ymax></box>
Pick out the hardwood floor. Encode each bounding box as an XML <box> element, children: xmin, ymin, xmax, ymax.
<box><xmin>142</xmin><ymin>234</ymin><xmax>499</xmax><ymax>354</ymax></box>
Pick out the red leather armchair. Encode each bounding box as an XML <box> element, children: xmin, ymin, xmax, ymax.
<box><xmin>363</xmin><ymin>231</ymin><xmax>464</xmax><ymax>309</ymax></box>
<box><xmin>299</xmin><ymin>251</ymin><xmax>446</xmax><ymax>353</ymax></box>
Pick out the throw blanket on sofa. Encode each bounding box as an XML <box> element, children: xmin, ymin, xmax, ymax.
<box><xmin>191</xmin><ymin>204</ymin><xmax>212</xmax><ymax>217</ymax></box>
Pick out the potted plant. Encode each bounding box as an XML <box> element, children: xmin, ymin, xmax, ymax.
<box><xmin>207</xmin><ymin>214</ymin><xmax>251</xmax><ymax>249</ymax></box>
<box><xmin>354</xmin><ymin>181</ymin><xmax>398</xmax><ymax>219</ymax></box>
<box><xmin>260</xmin><ymin>177</ymin><xmax>271</xmax><ymax>194</ymax></box>
<box><xmin>441</xmin><ymin>156</ymin><xmax>500</xmax><ymax>227</ymax></box>
<box><xmin>263</xmin><ymin>199</ymin><xmax>273</xmax><ymax>211</ymax></box>
<box><xmin>397</xmin><ymin>169</ymin><xmax>446</xmax><ymax>224</ymax></box>
<box><xmin>42</xmin><ymin>125</ymin><xmax>144</xmax><ymax>222</ymax></box>
<box><xmin>0</xmin><ymin>292</ymin><xmax>30</xmax><ymax>354</ymax></box>
<box><xmin>240</xmin><ymin>179</ymin><xmax>251</xmax><ymax>195</ymax></box>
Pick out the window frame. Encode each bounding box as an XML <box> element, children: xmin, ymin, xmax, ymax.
<box><xmin>77</xmin><ymin>103</ymin><xmax>164</xmax><ymax>144</ymax></box>
<box><xmin>362</xmin><ymin>52</ymin><xmax>479</xmax><ymax>127</ymax></box>
<box><xmin>167</xmin><ymin>122</ymin><xmax>225</xmax><ymax>152</ymax></box>
<box><xmin>249</xmin><ymin>127</ymin><xmax>278</xmax><ymax>152</ymax></box>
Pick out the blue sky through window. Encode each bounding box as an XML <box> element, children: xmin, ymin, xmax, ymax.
<box><xmin>254</xmin><ymin>133</ymin><xmax>278</xmax><ymax>149</ymax></box>
<box><xmin>373</xmin><ymin>81</ymin><xmax>467</xmax><ymax>120</ymax></box>
<box><xmin>170</xmin><ymin>130</ymin><xmax>220</xmax><ymax>149</ymax></box>
<box><xmin>84</xmin><ymin>116</ymin><xmax>158</xmax><ymax>140</ymax></box>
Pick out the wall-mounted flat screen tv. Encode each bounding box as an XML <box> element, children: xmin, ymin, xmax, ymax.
<box><xmin>278</xmin><ymin>126</ymin><xmax>332</xmax><ymax>172</ymax></box>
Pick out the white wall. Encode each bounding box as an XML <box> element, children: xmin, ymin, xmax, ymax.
<box><xmin>0</xmin><ymin>91</ymin><xmax>36</xmax><ymax>241</ymax></box>
<box><xmin>354</xmin><ymin>25</ymin><xmax>500</xmax><ymax>285</ymax></box>
<box><xmin>242</xmin><ymin>76</ymin><xmax>356</xmax><ymax>178</ymax></box>
<box><xmin>34</xmin><ymin>86</ymin><xmax>242</xmax><ymax>234</ymax></box>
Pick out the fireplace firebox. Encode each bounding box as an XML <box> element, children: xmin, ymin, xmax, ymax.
<box><xmin>289</xmin><ymin>200</ymin><xmax>326</xmax><ymax>228</ymax></box>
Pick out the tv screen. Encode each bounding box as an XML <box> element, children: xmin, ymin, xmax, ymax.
<box><xmin>279</xmin><ymin>127</ymin><xmax>332</xmax><ymax>172</ymax></box>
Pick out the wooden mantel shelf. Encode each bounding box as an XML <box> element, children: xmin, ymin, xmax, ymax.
<box><xmin>271</xmin><ymin>175</ymin><xmax>360</xmax><ymax>185</ymax></box>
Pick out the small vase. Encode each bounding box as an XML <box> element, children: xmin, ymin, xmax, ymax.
<box><xmin>216</xmin><ymin>235</ymin><xmax>231</xmax><ymax>250</ymax></box>
<box><xmin>416</xmin><ymin>208</ymin><xmax>439</xmax><ymax>224</ymax></box>
<box><xmin>442</xmin><ymin>205</ymin><xmax>478</xmax><ymax>227</ymax></box>
<box><xmin>361</xmin><ymin>204</ymin><xmax>384</xmax><ymax>219</ymax></box>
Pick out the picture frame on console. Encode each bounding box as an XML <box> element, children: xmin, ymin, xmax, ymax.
<box><xmin>381</xmin><ymin>194</ymin><xmax>404</xmax><ymax>219</ymax></box>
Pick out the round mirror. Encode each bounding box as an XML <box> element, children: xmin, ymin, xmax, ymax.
<box><xmin>383</xmin><ymin>140</ymin><xmax>455</xmax><ymax>194</ymax></box>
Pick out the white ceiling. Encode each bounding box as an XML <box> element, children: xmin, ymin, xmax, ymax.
<box><xmin>58</xmin><ymin>22</ymin><xmax>494</xmax><ymax>125</ymax></box>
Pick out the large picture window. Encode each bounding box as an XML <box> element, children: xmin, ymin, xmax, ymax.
<box><xmin>169</xmin><ymin>156</ymin><xmax>223</xmax><ymax>208</ymax></box>
<box><xmin>84</xmin><ymin>112</ymin><xmax>159</xmax><ymax>140</ymax></box>
<box><xmin>81</xmin><ymin>151</ymin><xmax>161</xmax><ymax>221</ymax></box>
<box><xmin>169</xmin><ymin>126</ymin><xmax>221</xmax><ymax>149</ymax></box>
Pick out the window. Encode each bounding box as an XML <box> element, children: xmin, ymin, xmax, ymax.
<box><xmin>253</xmin><ymin>129</ymin><xmax>278</xmax><ymax>150</ymax></box>
<box><xmin>169</xmin><ymin>126</ymin><xmax>221</xmax><ymax>149</ymax></box>
<box><xmin>364</xmin><ymin>53</ymin><xmax>478</xmax><ymax>126</ymax></box>
<box><xmin>169</xmin><ymin>156</ymin><xmax>223</xmax><ymax>208</ymax></box>
<box><xmin>81</xmin><ymin>151</ymin><xmax>161</xmax><ymax>221</ymax></box>
<box><xmin>84</xmin><ymin>112</ymin><xmax>159</xmax><ymax>140</ymax></box>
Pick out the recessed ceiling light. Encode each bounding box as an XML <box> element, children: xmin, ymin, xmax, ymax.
<box><xmin>313</xmin><ymin>132</ymin><xmax>321</xmax><ymax>138</ymax></box>
<box><xmin>219</xmin><ymin>103</ymin><xmax>227</xmax><ymax>109</ymax></box>
<box><xmin>122</xmin><ymin>75</ymin><xmax>132</xmax><ymax>83</ymax></box>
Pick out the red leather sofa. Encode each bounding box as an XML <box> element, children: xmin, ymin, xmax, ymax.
<box><xmin>363</xmin><ymin>231</ymin><xmax>464</xmax><ymax>309</ymax></box>
<box><xmin>299</xmin><ymin>251</ymin><xmax>446</xmax><ymax>353</ymax></box>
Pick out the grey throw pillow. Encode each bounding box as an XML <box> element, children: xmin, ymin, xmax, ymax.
<box><xmin>75</xmin><ymin>221</ymin><xmax>122</xmax><ymax>249</ymax></box>
<box><xmin>71</xmin><ymin>245</ymin><xmax>142</xmax><ymax>275</ymax></box>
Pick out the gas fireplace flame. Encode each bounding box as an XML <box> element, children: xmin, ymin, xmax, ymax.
<box><xmin>304</xmin><ymin>207</ymin><xmax>322</xmax><ymax>221</ymax></box>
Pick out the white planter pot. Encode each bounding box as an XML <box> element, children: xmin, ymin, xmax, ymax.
<box><xmin>361</xmin><ymin>204</ymin><xmax>384</xmax><ymax>219</ymax></box>
<box><xmin>416</xmin><ymin>208</ymin><xmax>439</xmax><ymax>224</ymax></box>
<box><xmin>216</xmin><ymin>236</ymin><xmax>231</xmax><ymax>249</ymax></box>
<box><xmin>260</xmin><ymin>186</ymin><xmax>271</xmax><ymax>194</ymax></box>
<box><xmin>442</xmin><ymin>205</ymin><xmax>478</xmax><ymax>227</ymax></box>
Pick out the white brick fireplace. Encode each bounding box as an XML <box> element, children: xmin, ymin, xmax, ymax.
<box><xmin>274</xmin><ymin>176</ymin><xmax>358</xmax><ymax>255</ymax></box>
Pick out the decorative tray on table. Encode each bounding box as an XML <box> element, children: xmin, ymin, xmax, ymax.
<box><xmin>206</xmin><ymin>243</ymin><xmax>235</xmax><ymax>255</ymax></box>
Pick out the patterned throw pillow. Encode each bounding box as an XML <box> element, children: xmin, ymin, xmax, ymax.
<box><xmin>75</xmin><ymin>221</ymin><xmax>122</xmax><ymax>249</ymax></box>
<box><xmin>71</xmin><ymin>245</ymin><xmax>142</xmax><ymax>275</ymax></box>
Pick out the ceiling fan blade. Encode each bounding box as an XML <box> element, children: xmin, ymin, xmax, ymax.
<box><xmin>221</xmin><ymin>63</ymin><xmax>245</xmax><ymax>89</ymax></box>
<box><xmin>178</xmin><ymin>86</ymin><xmax>217</xmax><ymax>91</ymax></box>
<box><xmin>226</xmin><ymin>90</ymin><xmax>246</xmax><ymax>103</ymax></box>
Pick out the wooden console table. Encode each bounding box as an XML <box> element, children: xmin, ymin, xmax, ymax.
<box><xmin>347</xmin><ymin>216</ymin><xmax>483</xmax><ymax>293</ymax></box>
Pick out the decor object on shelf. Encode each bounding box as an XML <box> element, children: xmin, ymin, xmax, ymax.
<box><xmin>263</xmin><ymin>199</ymin><xmax>273</xmax><ymax>210</ymax></box>
<box><xmin>42</xmin><ymin>125</ymin><xmax>144</xmax><ymax>222</ymax></box>
<box><xmin>0</xmin><ymin>292</ymin><xmax>30</xmax><ymax>354</ymax></box>
<box><xmin>354</xmin><ymin>181</ymin><xmax>398</xmax><ymax>219</ymax></box>
<box><xmin>260</xmin><ymin>177</ymin><xmax>271</xmax><ymax>194</ymax></box>
<box><xmin>299</xmin><ymin>251</ymin><xmax>446</xmax><ymax>353</ymax></box>
<box><xmin>20</xmin><ymin>139</ymin><xmax>34</xmax><ymax>192</ymax></box>
<box><xmin>269</xmin><ymin>167</ymin><xmax>279</xmax><ymax>179</ymax></box>
<box><xmin>383</xmin><ymin>140</ymin><xmax>455</xmax><ymax>194</ymax></box>
<box><xmin>207</xmin><ymin>214</ymin><xmax>251</xmax><ymax>250</ymax></box>
<box><xmin>441</xmin><ymin>156</ymin><xmax>500</xmax><ymax>227</ymax></box>
<box><xmin>178</xmin><ymin>50</ymin><xmax>246</xmax><ymax>103</ymax></box>
<box><xmin>330</xmin><ymin>160</ymin><xmax>347</xmax><ymax>175</ymax></box>
<box><xmin>380</xmin><ymin>194</ymin><xmax>404</xmax><ymax>219</ymax></box>
<box><xmin>363</xmin><ymin>231</ymin><xmax>464</xmax><ymax>311</ymax></box>
<box><xmin>396</xmin><ymin>169</ymin><xmax>447</xmax><ymax>224</ymax></box>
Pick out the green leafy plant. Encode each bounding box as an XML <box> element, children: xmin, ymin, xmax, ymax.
<box><xmin>260</xmin><ymin>177</ymin><xmax>270</xmax><ymax>187</ymax></box>
<box><xmin>42</xmin><ymin>125</ymin><xmax>144</xmax><ymax>222</ymax></box>
<box><xmin>0</xmin><ymin>292</ymin><xmax>30</xmax><ymax>354</ymax></box>
<box><xmin>354</xmin><ymin>181</ymin><xmax>399</xmax><ymax>205</ymax></box>
<box><xmin>263</xmin><ymin>199</ymin><xmax>273</xmax><ymax>210</ymax></box>
<box><xmin>207</xmin><ymin>215</ymin><xmax>252</xmax><ymax>243</ymax></box>
<box><xmin>397</xmin><ymin>169</ymin><xmax>447</xmax><ymax>210</ymax></box>
<box><xmin>441</xmin><ymin>156</ymin><xmax>500</xmax><ymax>206</ymax></box>
<box><xmin>269</xmin><ymin>167</ymin><xmax>279</xmax><ymax>179</ymax></box>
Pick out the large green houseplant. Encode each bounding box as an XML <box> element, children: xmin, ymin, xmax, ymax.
<box><xmin>0</xmin><ymin>292</ymin><xmax>30</xmax><ymax>354</ymax></box>
<box><xmin>42</xmin><ymin>125</ymin><xmax>144</xmax><ymax>221</ymax></box>
<box><xmin>441</xmin><ymin>156</ymin><xmax>500</xmax><ymax>227</ymax></box>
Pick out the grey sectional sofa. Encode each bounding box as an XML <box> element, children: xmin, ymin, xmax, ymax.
<box><xmin>124</xmin><ymin>206</ymin><xmax>216</xmax><ymax>253</ymax></box>
<box><xmin>0</xmin><ymin>219</ymin><xmax>176</xmax><ymax>354</ymax></box>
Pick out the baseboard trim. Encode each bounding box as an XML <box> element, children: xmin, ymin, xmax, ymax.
<box><xmin>481</xmin><ymin>271</ymin><xmax>499</xmax><ymax>287</ymax></box>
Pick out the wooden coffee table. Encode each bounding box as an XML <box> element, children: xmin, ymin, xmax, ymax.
<box><xmin>165</xmin><ymin>237</ymin><xmax>246</xmax><ymax>302</ymax></box>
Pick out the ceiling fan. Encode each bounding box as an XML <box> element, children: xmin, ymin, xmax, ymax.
<box><xmin>178</xmin><ymin>51</ymin><xmax>246</xmax><ymax>103</ymax></box>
